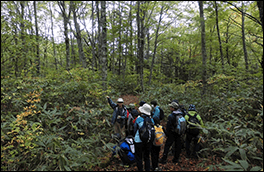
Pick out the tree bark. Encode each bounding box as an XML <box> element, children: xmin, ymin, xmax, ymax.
<box><xmin>49</xmin><ymin>2</ymin><xmax>57</xmax><ymax>70</ymax></box>
<box><xmin>34</xmin><ymin>1</ymin><xmax>40</xmax><ymax>74</ymax></box>
<box><xmin>214</xmin><ymin>1</ymin><xmax>224</xmax><ymax>71</ymax></box>
<box><xmin>58</xmin><ymin>1</ymin><xmax>71</xmax><ymax>71</ymax></box>
<box><xmin>149</xmin><ymin>5</ymin><xmax>164</xmax><ymax>85</ymax></box>
<box><xmin>96</xmin><ymin>1</ymin><xmax>101</xmax><ymax>70</ymax></box>
<box><xmin>257</xmin><ymin>1</ymin><xmax>263</xmax><ymax>71</ymax></box>
<box><xmin>118</xmin><ymin>1</ymin><xmax>122</xmax><ymax>76</ymax></box>
<box><xmin>241</xmin><ymin>2</ymin><xmax>249</xmax><ymax>71</ymax></box>
<box><xmin>71</xmin><ymin>1</ymin><xmax>86</xmax><ymax>68</ymax></box>
<box><xmin>101</xmin><ymin>1</ymin><xmax>107</xmax><ymax>91</ymax></box>
<box><xmin>137</xmin><ymin>1</ymin><xmax>145</xmax><ymax>92</ymax></box>
<box><xmin>199</xmin><ymin>1</ymin><xmax>207</xmax><ymax>96</ymax></box>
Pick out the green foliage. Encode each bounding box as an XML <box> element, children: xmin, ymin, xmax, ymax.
<box><xmin>108</xmin><ymin>71</ymin><xmax>139</xmax><ymax>95</ymax></box>
<box><xmin>140</xmin><ymin>71</ymin><xmax>263</xmax><ymax>171</ymax></box>
<box><xmin>1</xmin><ymin>72</ymin><xmax>115</xmax><ymax>171</ymax></box>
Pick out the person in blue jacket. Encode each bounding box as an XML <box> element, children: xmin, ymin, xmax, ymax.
<box><xmin>150</xmin><ymin>100</ymin><xmax>161</xmax><ymax>125</ymax></box>
<box><xmin>134</xmin><ymin>103</ymin><xmax>155</xmax><ymax>171</ymax></box>
<box><xmin>107</xmin><ymin>96</ymin><xmax>127</xmax><ymax>138</ymax></box>
<box><xmin>112</xmin><ymin>133</ymin><xmax>135</xmax><ymax>167</ymax></box>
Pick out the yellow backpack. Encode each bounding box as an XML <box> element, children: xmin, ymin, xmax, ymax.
<box><xmin>153</xmin><ymin>124</ymin><xmax>165</xmax><ymax>146</ymax></box>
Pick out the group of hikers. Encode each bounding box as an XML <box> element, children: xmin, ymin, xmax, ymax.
<box><xmin>107</xmin><ymin>96</ymin><xmax>204</xmax><ymax>171</ymax></box>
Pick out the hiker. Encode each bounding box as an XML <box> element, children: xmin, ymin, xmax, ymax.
<box><xmin>112</xmin><ymin>133</ymin><xmax>136</xmax><ymax>167</ymax></box>
<box><xmin>150</xmin><ymin>100</ymin><xmax>163</xmax><ymax>125</ymax></box>
<box><xmin>170</xmin><ymin>99</ymin><xmax>187</xmax><ymax>154</ymax></box>
<box><xmin>134</xmin><ymin>103</ymin><xmax>155</xmax><ymax>171</ymax></box>
<box><xmin>159</xmin><ymin>102</ymin><xmax>185</xmax><ymax>164</ymax></box>
<box><xmin>185</xmin><ymin>104</ymin><xmax>204</xmax><ymax>159</ymax></box>
<box><xmin>107</xmin><ymin>96</ymin><xmax>127</xmax><ymax>138</ymax></box>
<box><xmin>125</xmin><ymin>103</ymin><xmax>139</xmax><ymax>137</ymax></box>
<box><xmin>172</xmin><ymin>99</ymin><xmax>188</xmax><ymax>116</ymax></box>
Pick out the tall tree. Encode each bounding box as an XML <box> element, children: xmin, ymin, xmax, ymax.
<box><xmin>241</xmin><ymin>2</ymin><xmax>249</xmax><ymax>71</ymax></box>
<box><xmin>136</xmin><ymin>1</ymin><xmax>146</xmax><ymax>92</ymax></box>
<box><xmin>96</xmin><ymin>1</ymin><xmax>101</xmax><ymax>70</ymax></box>
<box><xmin>199</xmin><ymin>1</ymin><xmax>207</xmax><ymax>96</ymax></box>
<box><xmin>33</xmin><ymin>1</ymin><xmax>40</xmax><ymax>74</ymax></box>
<box><xmin>70</xmin><ymin>1</ymin><xmax>86</xmax><ymax>68</ymax></box>
<box><xmin>49</xmin><ymin>2</ymin><xmax>58</xmax><ymax>70</ymax></box>
<box><xmin>214</xmin><ymin>1</ymin><xmax>224</xmax><ymax>71</ymax></box>
<box><xmin>101</xmin><ymin>1</ymin><xmax>107</xmax><ymax>91</ymax></box>
<box><xmin>118</xmin><ymin>1</ymin><xmax>123</xmax><ymax>76</ymax></box>
<box><xmin>257</xmin><ymin>1</ymin><xmax>263</xmax><ymax>70</ymax></box>
<box><xmin>58</xmin><ymin>1</ymin><xmax>71</xmax><ymax>71</ymax></box>
<box><xmin>149</xmin><ymin>3</ymin><xmax>164</xmax><ymax>85</ymax></box>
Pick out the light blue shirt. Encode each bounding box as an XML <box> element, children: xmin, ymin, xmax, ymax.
<box><xmin>134</xmin><ymin>115</ymin><xmax>155</xmax><ymax>143</ymax></box>
<box><xmin>152</xmin><ymin>106</ymin><xmax>160</xmax><ymax>119</ymax></box>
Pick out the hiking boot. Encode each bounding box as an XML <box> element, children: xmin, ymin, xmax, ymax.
<box><xmin>159</xmin><ymin>158</ymin><xmax>167</xmax><ymax>164</ymax></box>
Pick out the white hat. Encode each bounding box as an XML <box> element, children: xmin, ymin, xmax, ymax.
<box><xmin>138</xmin><ymin>103</ymin><xmax>152</xmax><ymax>116</ymax></box>
<box><xmin>117</xmin><ymin>98</ymin><xmax>124</xmax><ymax>103</ymax></box>
<box><xmin>169</xmin><ymin>102</ymin><xmax>179</xmax><ymax>109</ymax></box>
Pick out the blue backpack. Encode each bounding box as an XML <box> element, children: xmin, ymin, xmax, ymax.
<box><xmin>116</xmin><ymin>136</ymin><xmax>135</xmax><ymax>164</ymax></box>
<box><xmin>173</xmin><ymin>111</ymin><xmax>187</xmax><ymax>135</ymax></box>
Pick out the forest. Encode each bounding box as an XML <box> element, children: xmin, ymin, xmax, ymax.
<box><xmin>1</xmin><ymin>1</ymin><xmax>263</xmax><ymax>171</ymax></box>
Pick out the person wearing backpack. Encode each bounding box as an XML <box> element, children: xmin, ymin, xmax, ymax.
<box><xmin>134</xmin><ymin>103</ymin><xmax>155</xmax><ymax>171</ymax></box>
<box><xmin>107</xmin><ymin>96</ymin><xmax>127</xmax><ymax>138</ymax></box>
<box><xmin>125</xmin><ymin>103</ymin><xmax>139</xmax><ymax>137</ymax></box>
<box><xmin>150</xmin><ymin>100</ymin><xmax>164</xmax><ymax>125</ymax></box>
<box><xmin>159</xmin><ymin>102</ymin><xmax>186</xmax><ymax>164</ymax></box>
<box><xmin>184</xmin><ymin>104</ymin><xmax>204</xmax><ymax>159</ymax></box>
<box><xmin>172</xmin><ymin>99</ymin><xmax>188</xmax><ymax>117</ymax></box>
<box><xmin>112</xmin><ymin>133</ymin><xmax>136</xmax><ymax>167</ymax></box>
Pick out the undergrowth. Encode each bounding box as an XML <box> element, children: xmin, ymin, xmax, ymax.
<box><xmin>1</xmin><ymin>70</ymin><xmax>263</xmax><ymax>171</ymax></box>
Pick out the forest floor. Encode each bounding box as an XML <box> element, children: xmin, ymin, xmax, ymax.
<box><xmin>93</xmin><ymin>94</ymin><xmax>224</xmax><ymax>171</ymax></box>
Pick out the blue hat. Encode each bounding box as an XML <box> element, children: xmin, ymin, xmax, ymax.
<box><xmin>188</xmin><ymin>104</ymin><xmax>196</xmax><ymax>111</ymax></box>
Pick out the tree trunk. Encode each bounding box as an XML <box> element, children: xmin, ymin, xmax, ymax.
<box><xmin>71</xmin><ymin>1</ymin><xmax>86</xmax><ymax>68</ymax></box>
<box><xmin>149</xmin><ymin>5</ymin><xmax>164</xmax><ymax>85</ymax></box>
<box><xmin>214</xmin><ymin>1</ymin><xmax>224</xmax><ymax>71</ymax></box>
<box><xmin>58</xmin><ymin>1</ymin><xmax>71</xmax><ymax>71</ymax></box>
<box><xmin>225</xmin><ymin>16</ymin><xmax>231</xmax><ymax>65</ymax></box>
<box><xmin>33</xmin><ymin>1</ymin><xmax>40</xmax><ymax>74</ymax></box>
<box><xmin>118</xmin><ymin>1</ymin><xmax>122</xmax><ymax>76</ymax></box>
<box><xmin>70</xmin><ymin>34</ymin><xmax>76</xmax><ymax>67</ymax></box>
<box><xmin>96</xmin><ymin>1</ymin><xmax>101</xmax><ymax>71</ymax></box>
<box><xmin>199</xmin><ymin>1</ymin><xmax>207</xmax><ymax>97</ymax></box>
<box><xmin>110</xmin><ymin>2</ymin><xmax>115</xmax><ymax>73</ymax></box>
<box><xmin>257</xmin><ymin>1</ymin><xmax>263</xmax><ymax>71</ymax></box>
<box><xmin>241</xmin><ymin>2</ymin><xmax>249</xmax><ymax>71</ymax></box>
<box><xmin>137</xmin><ymin>1</ymin><xmax>145</xmax><ymax>92</ymax></box>
<box><xmin>101</xmin><ymin>1</ymin><xmax>107</xmax><ymax>91</ymax></box>
<box><xmin>49</xmin><ymin>2</ymin><xmax>57</xmax><ymax>70</ymax></box>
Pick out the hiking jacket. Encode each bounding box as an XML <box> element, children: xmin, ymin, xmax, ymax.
<box><xmin>107</xmin><ymin>97</ymin><xmax>127</xmax><ymax>125</ymax></box>
<box><xmin>164</xmin><ymin>109</ymin><xmax>183</xmax><ymax>136</ymax></box>
<box><xmin>133</xmin><ymin>114</ymin><xmax>155</xmax><ymax>143</ymax></box>
<box><xmin>152</xmin><ymin>105</ymin><xmax>160</xmax><ymax>120</ymax></box>
<box><xmin>185</xmin><ymin>110</ymin><xmax>204</xmax><ymax>128</ymax></box>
